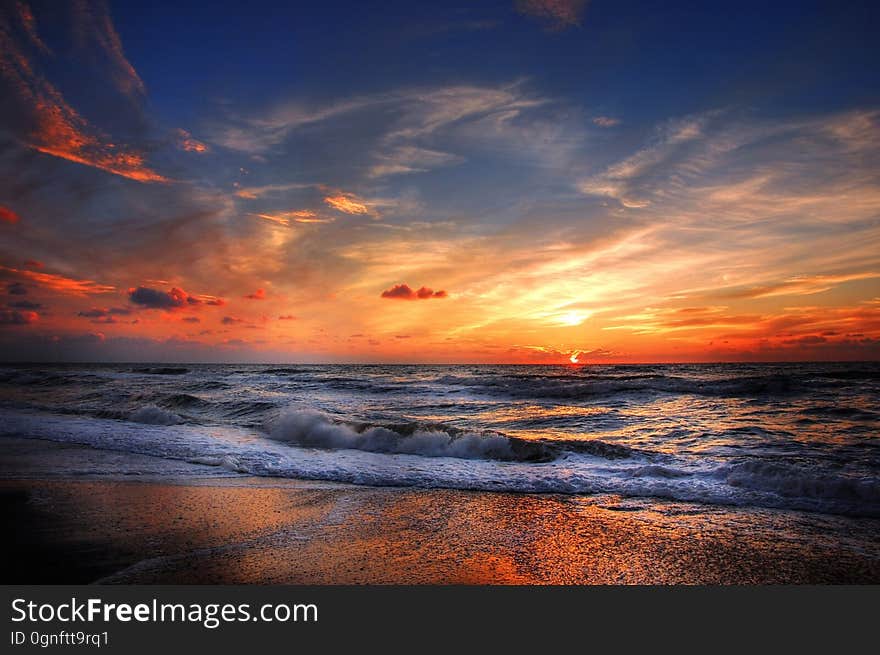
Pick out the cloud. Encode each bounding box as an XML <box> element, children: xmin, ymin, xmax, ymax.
<box><xmin>324</xmin><ymin>193</ymin><xmax>371</xmax><ymax>215</ymax></box>
<box><xmin>245</xmin><ymin>288</ymin><xmax>266</xmax><ymax>300</ymax></box>
<box><xmin>783</xmin><ymin>334</ymin><xmax>827</xmax><ymax>345</ymax></box>
<box><xmin>0</xmin><ymin>309</ymin><xmax>38</xmax><ymax>325</ymax></box>
<box><xmin>0</xmin><ymin>205</ymin><xmax>21</xmax><ymax>223</ymax></box>
<box><xmin>23</xmin><ymin>260</ymin><xmax>42</xmax><ymax>268</ymax></box>
<box><xmin>1</xmin><ymin>266</ymin><xmax>114</xmax><ymax>296</ymax></box>
<box><xmin>578</xmin><ymin>113</ymin><xmax>711</xmax><ymax>207</ymax></box>
<box><xmin>181</xmin><ymin>316</ymin><xmax>200</xmax><ymax>323</ymax></box>
<box><xmin>7</xmin><ymin>282</ymin><xmax>27</xmax><ymax>295</ymax></box>
<box><xmin>368</xmin><ymin>146</ymin><xmax>463</xmax><ymax>178</ymax></box>
<box><xmin>592</xmin><ymin>116</ymin><xmax>620</xmax><ymax>127</ymax></box>
<box><xmin>716</xmin><ymin>272</ymin><xmax>880</xmax><ymax>300</ymax></box>
<box><xmin>508</xmin><ymin>344</ymin><xmax>614</xmax><ymax>361</ymax></box>
<box><xmin>211</xmin><ymin>82</ymin><xmax>552</xmax><ymax>161</ymax></box>
<box><xmin>0</xmin><ymin>2</ymin><xmax>167</xmax><ymax>182</ymax></box>
<box><xmin>70</xmin><ymin>0</ymin><xmax>145</xmax><ymax>98</ymax></box>
<box><xmin>381</xmin><ymin>283</ymin><xmax>448</xmax><ymax>300</ymax></box>
<box><xmin>174</xmin><ymin>128</ymin><xmax>208</xmax><ymax>153</ymax></box>
<box><xmin>233</xmin><ymin>182</ymin><xmax>312</xmax><ymax>200</ymax></box>
<box><xmin>515</xmin><ymin>0</ymin><xmax>588</xmax><ymax>30</ymax></box>
<box><xmin>77</xmin><ymin>306</ymin><xmax>131</xmax><ymax>318</ymax></box>
<box><xmin>15</xmin><ymin>1</ymin><xmax>50</xmax><ymax>54</ymax></box>
<box><xmin>249</xmin><ymin>210</ymin><xmax>332</xmax><ymax>227</ymax></box>
<box><xmin>8</xmin><ymin>299</ymin><xmax>40</xmax><ymax>309</ymax></box>
<box><xmin>222</xmin><ymin>316</ymin><xmax>244</xmax><ymax>325</ymax></box>
<box><xmin>212</xmin><ymin>96</ymin><xmax>384</xmax><ymax>153</ymax></box>
<box><xmin>278</xmin><ymin>314</ymin><xmax>296</xmax><ymax>320</ymax></box>
<box><xmin>128</xmin><ymin>286</ymin><xmax>198</xmax><ymax>309</ymax></box>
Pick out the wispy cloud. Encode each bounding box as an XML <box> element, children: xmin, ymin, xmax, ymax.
<box><xmin>175</xmin><ymin>128</ymin><xmax>208</xmax><ymax>153</ymax></box>
<box><xmin>715</xmin><ymin>272</ymin><xmax>880</xmax><ymax>300</ymax></box>
<box><xmin>578</xmin><ymin>113</ymin><xmax>712</xmax><ymax>207</ymax></box>
<box><xmin>71</xmin><ymin>0</ymin><xmax>145</xmax><ymax>98</ymax></box>
<box><xmin>515</xmin><ymin>0</ymin><xmax>588</xmax><ymax>30</ymax></box>
<box><xmin>324</xmin><ymin>193</ymin><xmax>372</xmax><ymax>216</ymax></box>
<box><xmin>368</xmin><ymin>146</ymin><xmax>462</xmax><ymax>178</ymax></box>
<box><xmin>211</xmin><ymin>82</ymin><xmax>551</xmax><ymax>162</ymax></box>
<box><xmin>0</xmin><ymin>9</ymin><xmax>166</xmax><ymax>182</ymax></box>
<box><xmin>1</xmin><ymin>266</ymin><xmax>115</xmax><ymax>296</ymax></box>
<box><xmin>249</xmin><ymin>210</ymin><xmax>332</xmax><ymax>227</ymax></box>
<box><xmin>14</xmin><ymin>1</ymin><xmax>50</xmax><ymax>54</ymax></box>
<box><xmin>0</xmin><ymin>2</ymin><xmax>166</xmax><ymax>182</ymax></box>
<box><xmin>592</xmin><ymin>116</ymin><xmax>620</xmax><ymax>127</ymax></box>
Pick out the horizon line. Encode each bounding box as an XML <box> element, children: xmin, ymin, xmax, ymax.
<box><xmin>1</xmin><ymin>359</ymin><xmax>878</xmax><ymax>367</ymax></box>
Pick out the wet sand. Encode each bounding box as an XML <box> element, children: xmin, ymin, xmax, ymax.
<box><xmin>2</xmin><ymin>438</ymin><xmax>879</xmax><ymax>584</ymax></box>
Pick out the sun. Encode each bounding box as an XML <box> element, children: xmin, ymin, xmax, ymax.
<box><xmin>569</xmin><ymin>352</ymin><xmax>580</xmax><ymax>364</ymax></box>
<box><xmin>556</xmin><ymin>310</ymin><xmax>591</xmax><ymax>327</ymax></box>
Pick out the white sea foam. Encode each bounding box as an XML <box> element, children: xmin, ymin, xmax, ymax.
<box><xmin>1</xmin><ymin>408</ymin><xmax>878</xmax><ymax>518</ymax></box>
<box><xmin>129</xmin><ymin>405</ymin><xmax>182</xmax><ymax>425</ymax></box>
<box><xmin>269</xmin><ymin>408</ymin><xmax>516</xmax><ymax>460</ymax></box>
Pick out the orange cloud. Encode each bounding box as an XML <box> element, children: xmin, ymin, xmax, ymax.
<box><xmin>324</xmin><ymin>193</ymin><xmax>370</xmax><ymax>215</ymax></box>
<box><xmin>0</xmin><ymin>266</ymin><xmax>114</xmax><ymax>296</ymax></box>
<box><xmin>381</xmin><ymin>283</ymin><xmax>448</xmax><ymax>300</ymax></box>
<box><xmin>245</xmin><ymin>288</ymin><xmax>266</xmax><ymax>300</ymax></box>
<box><xmin>286</xmin><ymin>210</ymin><xmax>332</xmax><ymax>224</ymax></box>
<box><xmin>0</xmin><ymin>206</ymin><xmax>21</xmax><ymax>223</ymax></box>
<box><xmin>175</xmin><ymin>128</ymin><xmax>208</xmax><ymax>153</ymax></box>
<box><xmin>0</xmin><ymin>12</ymin><xmax>167</xmax><ymax>183</ymax></box>
<box><xmin>250</xmin><ymin>210</ymin><xmax>332</xmax><ymax>227</ymax></box>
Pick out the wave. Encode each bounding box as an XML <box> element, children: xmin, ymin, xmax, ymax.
<box><xmin>160</xmin><ymin>393</ymin><xmax>212</xmax><ymax>409</ymax></box>
<box><xmin>801</xmin><ymin>405</ymin><xmax>879</xmax><ymax>421</ymax></box>
<box><xmin>131</xmin><ymin>367</ymin><xmax>189</xmax><ymax>375</ymax></box>
<box><xmin>0</xmin><ymin>371</ymin><xmax>106</xmax><ymax>387</ymax></box>
<box><xmin>261</xmin><ymin>367</ymin><xmax>313</xmax><ymax>376</ymax></box>
<box><xmin>2</xmin><ymin>410</ymin><xmax>878</xmax><ymax>517</ymax></box>
<box><xmin>719</xmin><ymin>460</ymin><xmax>880</xmax><ymax>505</ymax></box>
<box><xmin>129</xmin><ymin>405</ymin><xmax>183</xmax><ymax>425</ymax></box>
<box><xmin>456</xmin><ymin>372</ymin><xmax>809</xmax><ymax>400</ymax></box>
<box><xmin>267</xmin><ymin>409</ymin><xmax>557</xmax><ymax>462</ymax></box>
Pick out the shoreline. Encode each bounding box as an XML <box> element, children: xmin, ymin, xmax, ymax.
<box><xmin>3</xmin><ymin>438</ymin><xmax>879</xmax><ymax>584</ymax></box>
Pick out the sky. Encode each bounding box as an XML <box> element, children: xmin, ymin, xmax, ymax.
<box><xmin>0</xmin><ymin>0</ymin><xmax>879</xmax><ymax>363</ymax></box>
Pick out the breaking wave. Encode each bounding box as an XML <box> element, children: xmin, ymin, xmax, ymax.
<box><xmin>129</xmin><ymin>405</ymin><xmax>183</xmax><ymax>425</ymax></box>
<box><xmin>267</xmin><ymin>409</ymin><xmax>557</xmax><ymax>462</ymax></box>
<box><xmin>1</xmin><ymin>409</ymin><xmax>879</xmax><ymax>517</ymax></box>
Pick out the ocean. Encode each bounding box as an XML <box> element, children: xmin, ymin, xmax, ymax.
<box><xmin>1</xmin><ymin>362</ymin><xmax>879</xmax><ymax>518</ymax></box>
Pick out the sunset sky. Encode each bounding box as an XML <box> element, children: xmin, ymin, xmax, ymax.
<box><xmin>1</xmin><ymin>0</ymin><xmax>879</xmax><ymax>363</ymax></box>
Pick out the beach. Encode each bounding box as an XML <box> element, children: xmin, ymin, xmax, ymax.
<box><xmin>4</xmin><ymin>438</ymin><xmax>879</xmax><ymax>585</ymax></box>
